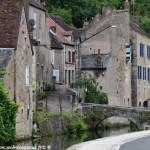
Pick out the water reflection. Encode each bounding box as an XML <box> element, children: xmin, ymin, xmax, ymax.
<box><xmin>16</xmin><ymin>127</ymin><xmax>130</xmax><ymax>150</ymax></box>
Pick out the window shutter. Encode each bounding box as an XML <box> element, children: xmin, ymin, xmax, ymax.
<box><xmin>25</xmin><ymin>65</ymin><xmax>30</xmax><ymax>86</ymax></box>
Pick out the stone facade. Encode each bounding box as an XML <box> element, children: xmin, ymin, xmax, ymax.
<box><xmin>80</xmin><ymin>9</ymin><xmax>131</xmax><ymax>106</ymax></box>
<box><xmin>26</xmin><ymin>0</ymin><xmax>53</xmax><ymax>93</ymax></box>
<box><xmin>131</xmin><ymin>25</ymin><xmax>150</xmax><ymax>107</ymax></box>
<box><xmin>47</xmin><ymin>16</ymin><xmax>76</xmax><ymax>86</ymax></box>
<box><xmin>3</xmin><ymin>8</ymin><xmax>34</xmax><ymax>139</ymax></box>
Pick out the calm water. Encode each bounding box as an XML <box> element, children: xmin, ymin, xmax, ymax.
<box><xmin>15</xmin><ymin>127</ymin><xmax>130</xmax><ymax>150</ymax></box>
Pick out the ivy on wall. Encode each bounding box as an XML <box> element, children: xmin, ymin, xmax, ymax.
<box><xmin>0</xmin><ymin>80</ymin><xmax>18</xmax><ymax>144</ymax></box>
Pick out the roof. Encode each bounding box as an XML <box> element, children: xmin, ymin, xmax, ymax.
<box><xmin>130</xmin><ymin>23</ymin><xmax>150</xmax><ymax>38</ymax></box>
<box><xmin>57</xmin><ymin>33</ymin><xmax>74</xmax><ymax>46</ymax></box>
<box><xmin>81</xmin><ymin>54</ymin><xmax>110</xmax><ymax>70</ymax></box>
<box><xmin>50</xmin><ymin>15</ymin><xmax>81</xmax><ymax>41</ymax></box>
<box><xmin>0</xmin><ymin>0</ymin><xmax>23</xmax><ymax>48</ymax></box>
<box><xmin>0</xmin><ymin>48</ymin><xmax>14</xmax><ymax>77</ymax></box>
<box><xmin>29</xmin><ymin>0</ymin><xmax>46</xmax><ymax>11</ymax></box>
<box><xmin>50</xmin><ymin>32</ymin><xmax>63</xmax><ymax>49</ymax></box>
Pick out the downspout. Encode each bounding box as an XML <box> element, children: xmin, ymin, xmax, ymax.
<box><xmin>14</xmin><ymin>49</ymin><xmax>16</xmax><ymax>103</ymax></box>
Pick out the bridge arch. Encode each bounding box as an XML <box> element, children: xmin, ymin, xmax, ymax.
<box><xmin>77</xmin><ymin>104</ymin><xmax>147</xmax><ymax>130</ymax></box>
<box><xmin>94</xmin><ymin>114</ymin><xmax>139</xmax><ymax>131</ymax></box>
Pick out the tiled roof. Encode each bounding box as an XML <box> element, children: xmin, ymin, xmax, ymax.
<box><xmin>29</xmin><ymin>0</ymin><xmax>46</xmax><ymax>11</ymax></box>
<box><xmin>50</xmin><ymin>15</ymin><xmax>81</xmax><ymax>41</ymax></box>
<box><xmin>57</xmin><ymin>33</ymin><xmax>74</xmax><ymax>46</ymax></box>
<box><xmin>50</xmin><ymin>16</ymin><xmax>71</xmax><ymax>31</ymax></box>
<box><xmin>130</xmin><ymin>23</ymin><xmax>150</xmax><ymax>38</ymax></box>
<box><xmin>50</xmin><ymin>32</ymin><xmax>63</xmax><ymax>49</ymax></box>
<box><xmin>81</xmin><ymin>54</ymin><xmax>110</xmax><ymax>70</ymax></box>
<box><xmin>0</xmin><ymin>0</ymin><xmax>23</xmax><ymax>48</ymax></box>
<box><xmin>0</xmin><ymin>49</ymin><xmax>13</xmax><ymax>76</ymax></box>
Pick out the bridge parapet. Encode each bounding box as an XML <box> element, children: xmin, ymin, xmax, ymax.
<box><xmin>76</xmin><ymin>103</ymin><xmax>150</xmax><ymax>130</ymax></box>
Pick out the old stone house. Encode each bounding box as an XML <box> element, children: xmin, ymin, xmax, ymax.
<box><xmin>47</xmin><ymin>16</ymin><xmax>80</xmax><ymax>85</ymax></box>
<box><xmin>24</xmin><ymin>0</ymin><xmax>53</xmax><ymax>94</ymax></box>
<box><xmin>79</xmin><ymin>0</ymin><xmax>150</xmax><ymax>107</ymax></box>
<box><xmin>131</xmin><ymin>16</ymin><xmax>150</xmax><ymax>107</ymax></box>
<box><xmin>79</xmin><ymin>1</ymin><xmax>131</xmax><ymax>106</ymax></box>
<box><xmin>0</xmin><ymin>0</ymin><xmax>34</xmax><ymax>139</ymax></box>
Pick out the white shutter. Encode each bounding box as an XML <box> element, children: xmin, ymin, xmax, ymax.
<box><xmin>33</xmin><ymin>12</ymin><xmax>36</xmax><ymax>28</ymax></box>
<box><xmin>25</xmin><ymin>65</ymin><xmax>30</xmax><ymax>86</ymax></box>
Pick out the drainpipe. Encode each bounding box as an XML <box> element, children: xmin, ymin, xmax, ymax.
<box><xmin>63</xmin><ymin>44</ymin><xmax>66</xmax><ymax>84</ymax></box>
<box><xmin>14</xmin><ymin>49</ymin><xmax>16</xmax><ymax>103</ymax></box>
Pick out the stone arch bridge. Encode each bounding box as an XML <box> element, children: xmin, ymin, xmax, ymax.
<box><xmin>76</xmin><ymin>103</ymin><xmax>150</xmax><ymax>130</ymax></box>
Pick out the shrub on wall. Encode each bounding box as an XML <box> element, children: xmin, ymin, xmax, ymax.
<box><xmin>0</xmin><ymin>80</ymin><xmax>18</xmax><ymax>144</ymax></box>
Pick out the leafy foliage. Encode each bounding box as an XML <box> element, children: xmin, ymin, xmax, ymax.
<box><xmin>43</xmin><ymin>0</ymin><xmax>150</xmax><ymax>34</ymax></box>
<box><xmin>63</xmin><ymin>112</ymin><xmax>88</xmax><ymax>134</ymax></box>
<box><xmin>70</xmin><ymin>72</ymin><xmax>108</xmax><ymax>104</ymax></box>
<box><xmin>0</xmin><ymin>80</ymin><xmax>18</xmax><ymax>143</ymax></box>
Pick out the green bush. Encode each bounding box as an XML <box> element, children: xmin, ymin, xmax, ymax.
<box><xmin>63</xmin><ymin>112</ymin><xmax>88</xmax><ymax>134</ymax></box>
<box><xmin>44</xmin><ymin>84</ymin><xmax>55</xmax><ymax>92</ymax></box>
<box><xmin>0</xmin><ymin>80</ymin><xmax>18</xmax><ymax>143</ymax></box>
<box><xmin>38</xmin><ymin>92</ymin><xmax>46</xmax><ymax>99</ymax></box>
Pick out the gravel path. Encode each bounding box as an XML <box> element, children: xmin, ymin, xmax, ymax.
<box><xmin>66</xmin><ymin>130</ymin><xmax>150</xmax><ymax>150</ymax></box>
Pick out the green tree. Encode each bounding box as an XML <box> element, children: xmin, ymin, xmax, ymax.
<box><xmin>50</xmin><ymin>7</ymin><xmax>72</xmax><ymax>25</ymax></box>
<box><xmin>0</xmin><ymin>80</ymin><xmax>18</xmax><ymax>144</ymax></box>
<box><xmin>70</xmin><ymin>72</ymin><xmax>108</xmax><ymax>104</ymax></box>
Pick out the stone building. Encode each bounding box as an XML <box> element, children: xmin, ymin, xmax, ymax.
<box><xmin>47</xmin><ymin>16</ymin><xmax>80</xmax><ymax>85</ymax></box>
<box><xmin>79</xmin><ymin>2</ymin><xmax>132</xmax><ymax>106</ymax></box>
<box><xmin>0</xmin><ymin>0</ymin><xmax>34</xmax><ymax>139</ymax></box>
<box><xmin>131</xmin><ymin>15</ymin><xmax>150</xmax><ymax>107</ymax></box>
<box><xmin>79</xmin><ymin>0</ymin><xmax>150</xmax><ymax>107</ymax></box>
<box><xmin>24</xmin><ymin>0</ymin><xmax>53</xmax><ymax>93</ymax></box>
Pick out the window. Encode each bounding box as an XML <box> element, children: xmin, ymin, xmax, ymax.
<box><xmin>72</xmin><ymin>52</ymin><xmax>75</xmax><ymax>63</ymax></box>
<box><xmin>68</xmin><ymin>51</ymin><xmax>71</xmax><ymax>62</ymax></box>
<box><xmin>25</xmin><ymin>65</ymin><xmax>30</xmax><ymax>86</ymax></box>
<box><xmin>100</xmin><ymin>86</ymin><xmax>103</xmax><ymax>90</ymax></box>
<box><xmin>147</xmin><ymin>45</ymin><xmax>150</xmax><ymax>59</ymax></box>
<box><xmin>140</xmin><ymin>43</ymin><xmax>145</xmax><ymax>57</ymax></box>
<box><xmin>148</xmin><ymin>68</ymin><xmax>150</xmax><ymax>81</ymax></box>
<box><xmin>138</xmin><ymin>66</ymin><xmax>142</xmax><ymax>80</ymax></box>
<box><xmin>143</xmin><ymin>67</ymin><xmax>146</xmax><ymax>80</ymax></box>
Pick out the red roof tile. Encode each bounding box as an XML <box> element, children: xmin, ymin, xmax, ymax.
<box><xmin>50</xmin><ymin>32</ymin><xmax>63</xmax><ymax>49</ymax></box>
<box><xmin>0</xmin><ymin>0</ymin><xmax>23</xmax><ymax>48</ymax></box>
<box><xmin>50</xmin><ymin>15</ymin><xmax>81</xmax><ymax>41</ymax></box>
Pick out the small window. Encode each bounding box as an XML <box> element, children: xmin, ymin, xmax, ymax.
<box><xmin>100</xmin><ymin>86</ymin><xmax>103</xmax><ymax>90</ymax></box>
<box><xmin>140</xmin><ymin>43</ymin><xmax>145</xmax><ymax>57</ymax></box>
<box><xmin>27</xmin><ymin>109</ymin><xmax>29</xmax><ymax>120</ymax></box>
<box><xmin>68</xmin><ymin>51</ymin><xmax>71</xmax><ymax>62</ymax></box>
<box><xmin>72</xmin><ymin>52</ymin><xmax>75</xmax><ymax>63</ymax></box>
<box><xmin>25</xmin><ymin>65</ymin><xmax>30</xmax><ymax>86</ymax></box>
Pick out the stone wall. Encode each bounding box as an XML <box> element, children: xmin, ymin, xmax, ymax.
<box><xmin>4</xmin><ymin>8</ymin><xmax>34</xmax><ymax>139</ymax></box>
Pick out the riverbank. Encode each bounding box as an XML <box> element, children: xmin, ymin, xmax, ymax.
<box><xmin>66</xmin><ymin>130</ymin><xmax>150</xmax><ymax>150</ymax></box>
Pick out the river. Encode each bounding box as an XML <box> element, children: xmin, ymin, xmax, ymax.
<box><xmin>15</xmin><ymin>127</ymin><xmax>130</xmax><ymax>150</ymax></box>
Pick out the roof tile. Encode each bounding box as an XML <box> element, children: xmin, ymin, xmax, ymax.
<box><xmin>0</xmin><ymin>0</ymin><xmax>23</xmax><ymax>48</ymax></box>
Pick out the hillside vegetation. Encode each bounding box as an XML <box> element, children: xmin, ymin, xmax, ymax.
<box><xmin>43</xmin><ymin>0</ymin><xmax>150</xmax><ymax>34</ymax></box>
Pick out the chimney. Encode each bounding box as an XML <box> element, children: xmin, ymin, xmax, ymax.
<box><xmin>28</xmin><ymin>19</ymin><xmax>35</xmax><ymax>40</ymax></box>
<box><xmin>124</xmin><ymin>0</ymin><xmax>129</xmax><ymax>10</ymax></box>
<box><xmin>97</xmin><ymin>49</ymin><xmax>101</xmax><ymax>66</ymax></box>
<box><xmin>102</xmin><ymin>6</ymin><xmax>112</xmax><ymax>16</ymax></box>
<box><xmin>83</xmin><ymin>17</ymin><xmax>89</xmax><ymax>28</ymax></box>
<box><xmin>133</xmin><ymin>12</ymin><xmax>139</xmax><ymax>26</ymax></box>
<box><xmin>50</xmin><ymin>26</ymin><xmax>56</xmax><ymax>33</ymax></box>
